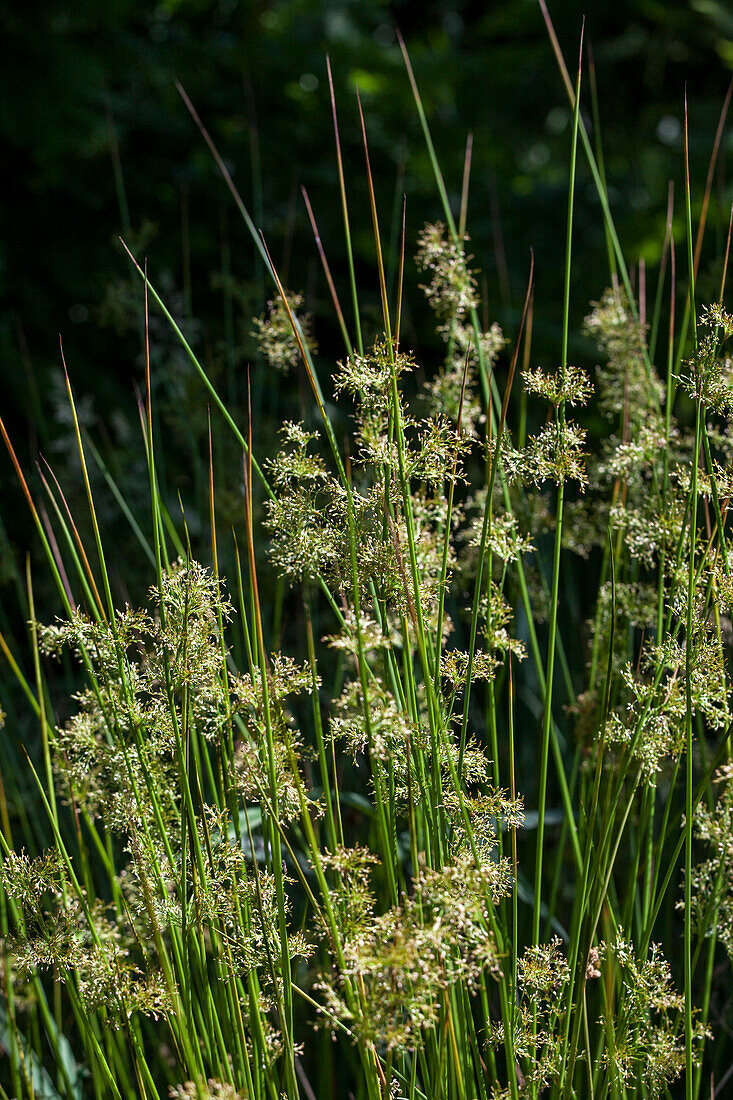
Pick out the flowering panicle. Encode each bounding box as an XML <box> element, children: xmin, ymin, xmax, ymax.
<box><xmin>690</xmin><ymin>764</ymin><xmax>733</xmax><ymax>959</ymax></box>
<box><xmin>494</xmin><ymin>421</ymin><xmax>588</xmax><ymax>489</ymax></box>
<box><xmin>37</xmin><ymin>560</ymin><xmax>233</xmax><ymax>829</ymax></box>
<box><xmin>323</xmin><ymin>610</ymin><xmax>391</xmax><ymax>656</ymax></box>
<box><xmin>252</xmin><ymin>291</ymin><xmax>316</xmax><ymax>374</ymax></box>
<box><xmin>522</xmin><ymin>363</ymin><xmax>593</xmax><ymax>407</ymax></box>
<box><xmin>0</xmin><ymin>851</ymin><xmax>172</xmax><ymax>1023</ymax></box>
<box><xmin>444</xmin><ymin>782</ymin><xmax>524</xmax><ymax>862</ymax></box>
<box><xmin>678</xmin><ymin>304</ymin><xmax>733</xmax><ymax>413</ymax></box>
<box><xmin>479</xmin><ymin>582</ymin><xmax>527</xmax><ymax>661</ymax></box>
<box><xmin>461</xmin><ymin>494</ymin><xmax>535</xmax><ymax>571</ymax></box>
<box><xmin>318</xmin><ymin>852</ymin><xmax>508</xmax><ymax>1052</ymax></box>
<box><xmin>440</xmin><ymin>648</ymin><xmax>498</xmax><ymax>688</ymax></box>
<box><xmin>490</xmin><ymin>937</ymin><xmax>571</xmax><ymax>1096</ymax></box>
<box><xmin>264</xmin><ymin>425</ymin><xmax>346</xmax><ymax>585</ymax></box>
<box><xmin>520</xmin><ymin>420</ymin><xmax>588</xmax><ymax>488</ymax></box>
<box><xmin>229</xmin><ymin>654</ymin><xmax>318</xmax><ymax>826</ymax></box>
<box><xmin>450</xmin><ymin>319</ymin><xmax>507</xmax><ymax>368</ymax></box>
<box><xmin>415</xmin><ymin>222</ymin><xmax>478</xmax><ymax>322</ymax></box>
<box><xmin>320</xmin><ymin>845</ymin><xmax>380</xmax><ymax>940</ymax></box>
<box><xmin>596</xmin><ymin>579</ymin><xmax>659</xmax><ymax>640</ymax></box>
<box><xmin>170</xmin><ymin>1081</ymin><xmax>248</xmax><ymax>1100</ymax></box>
<box><xmin>584</xmin><ymin>286</ymin><xmax>662</xmax><ymax>419</ymax></box>
<box><xmin>604</xmin><ymin>611</ymin><xmax>730</xmax><ymax>782</ymax></box>
<box><xmin>424</xmin><ymin>355</ymin><xmax>483</xmax><ymax>438</ymax></box>
<box><xmin>334</xmin><ymin>337</ymin><xmax>414</xmax><ymax>406</ymax></box>
<box><xmin>424</xmin><ymin>321</ymin><xmax>506</xmax><ymax>439</ymax></box>
<box><xmin>0</xmin><ymin>850</ymin><xmax>65</xmax><ymax>909</ymax></box>
<box><xmin>328</xmin><ymin>673</ymin><xmax>433</xmax><ymax>809</ymax></box>
<box><xmin>598</xmin><ymin>935</ymin><xmax>708</xmax><ymax>1096</ymax></box>
<box><xmin>416</xmin><ymin>220</ymin><xmax>507</xmax><ymax>439</ymax></box>
<box><xmin>609</xmin><ymin>495</ymin><xmax>688</xmax><ymax>571</ymax></box>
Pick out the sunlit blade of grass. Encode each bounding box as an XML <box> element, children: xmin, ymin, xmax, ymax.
<box><xmin>356</xmin><ymin>89</ymin><xmax>392</xmax><ymax>342</ymax></box>
<box><xmin>37</xmin><ymin>459</ymin><xmax>105</xmax><ymax>617</ymax></box>
<box><xmin>532</xmin><ymin>24</ymin><xmax>583</xmax><ymax>965</ymax></box>
<box><xmin>537</xmin><ymin>0</ymin><xmax>657</xmax><ymax>395</ymax></box>
<box><xmin>395</xmin><ymin>194</ymin><xmax>406</xmax><ymax>348</ymax></box>
<box><xmin>305</xmin><ymin>608</ymin><xmax>340</xmax><ymax>853</ymax></box>
<box><xmin>175</xmin><ymin>80</ymin><xmax>327</xmax><ymax>394</ymax></box>
<box><xmin>0</xmin><ymin>418</ymin><xmax>81</xmax><ymax>626</ymax></box>
<box><xmin>458</xmin><ymin>254</ymin><xmax>532</xmax><ymax>774</ymax></box>
<box><xmin>207</xmin><ymin>410</ymin><xmax>236</xmax><ymax>765</ymax></box>
<box><xmin>458</xmin><ymin>132</ymin><xmax>473</xmax><ymax>242</ymax></box>
<box><xmin>585</xmin><ymin>35</ymin><xmax>616</xmax><ymax>284</ymax></box>
<box><xmin>397</xmin><ymin>29</ymin><xmax>579</xmax><ymax>764</ymax></box>
<box><xmin>396</xmin><ymin>31</ymin><xmax>457</xmax><ymax>238</ymax></box>
<box><xmin>683</xmin><ymin>88</ymin><xmax>699</xmax><ymax>1100</ymax></box>
<box><xmin>647</xmin><ymin>182</ymin><xmax>674</xmax><ymax>368</ymax></box>
<box><xmin>176</xmin><ymin>81</ymin><xmax>269</xmax><ymax>274</ymax></box>
<box><xmin>692</xmin><ymin>76</ymin><xmax>733</xmax><ymax>278</ymax></box>
<box><xmin>81</xmin><ymin>432</ymin><xmax>157</xmax><ymax>569</ymax></box>
<box><xmin>719</xmin><ymin>202</ymin><xmax>733</xmax><ymax>300</ymax></box>
<box><xmin>120</xmin><ymin>239</ymin><xmax>269</xmax><ymax>490</ymax></box>
<box><xmin>559</xmin><ymin>531</ymin><xmax>616</xmax><ymax>1095</ymax></box>
<box><xmin>301</xmin><ymin>184</ymin><xmax>353</xmax><ymax>355</ymax></box>
<box><xmin>241</xmin><ymin>425</ymin><xmax>300</xmax><ymax>1098</ymax></box>
<box><xmin>35</xmin><ymin>498</ymin><xmax>76</xmax><ymax>614</ymax></box>
<box><xmin>24</xmin><ymin>560</ymin><xmax>59</xmax><ymax>840</ymax></box>
<box><xmin>385</xmin><ymin>138</ymin><xmax>407</xmax><ymax>305</ymax></box>
<box><xmin>258</xmin><ymin>233</ymin><xmax>346</xmax><ymax>481</ymax></box>
<box><xmin>327</xmin><ymin>55</ymin><xmax>364</xmax><ymax>356</ymax></box>
<box><xmin>60</xmin><ymin>349</ymin><xmax>117</xmax><ymax>625</ymax></box>
<box><xmin>665</xmin><ymin>81</ymin><xmax>731</xmax><ymax>393</ymax></box>
<box><xmin>432</xmin><ymin>347</ymin><xmax>470</xmax><ymax>694</ymax></box>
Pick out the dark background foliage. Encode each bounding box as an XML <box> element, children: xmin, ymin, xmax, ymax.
<box><xmin>2</xmin><ymin>0</ymin><xmax>732</xmax><ymax>439</ymax></box>
<box><xmin>2</xmin><ymin>0</ymin><xmax>732</xmax><ymax>749</ymax></box>
<box><xmin>0</xmin><ymin>0</ymin><xmax>731</xmax><ymax>684</ymax></box>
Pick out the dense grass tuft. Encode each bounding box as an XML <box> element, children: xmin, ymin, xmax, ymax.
<box><xmin>2</xmin><ymin>24</ymin><xmax>733</xmax><ymax>1100</ymax></box>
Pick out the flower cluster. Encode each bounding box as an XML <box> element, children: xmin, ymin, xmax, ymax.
<box><xmin>678</xmin><ymin>304</ymin><xmax>733</xmax><ymax>413</ymax></box>
<box><xmin>599</xmin><ymin>935</ymin><xmax>707</xmax><ymax>1096</ymax></box>
<box><xmin>415</xmin><ymin>222</ymin><xmax>478</xmax><ymax>322</ymax></box>
<box><xmin>584</xmin><ymin>286</ymin><xmax>662</xmax><ymax>419</ymax></box>
<box><xmin>318</xmin><ymin>852</ymin><xmax>508</xmax><ymax>1052</ymax></box>
<box><xmin>498</xmin><ymin>420</ymin><xmax>588</xmax><ymax>489</ymax></box>
<box><xmin>251</xmin><ymin>291</ymin><xmax>316</xmax><ymax>374</ymax></box>
<box><xmin>605</xmin><ymin>611</ymin><xmax>730</xmax><ymax>782</ymax></box>
<box><xmin>522</xmin><ymin>363</ymin><xmax>593</xmax><ymax>407</ymax></box>
<box><xmin>690</xmin><ymin>764</ymin><xmax>733</xmax><ymax>960</ymax></box>
<box><xmin>491</xmin><ymin>937</ymin><xmax>571</xmax><ymax>1097</ymax></box>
